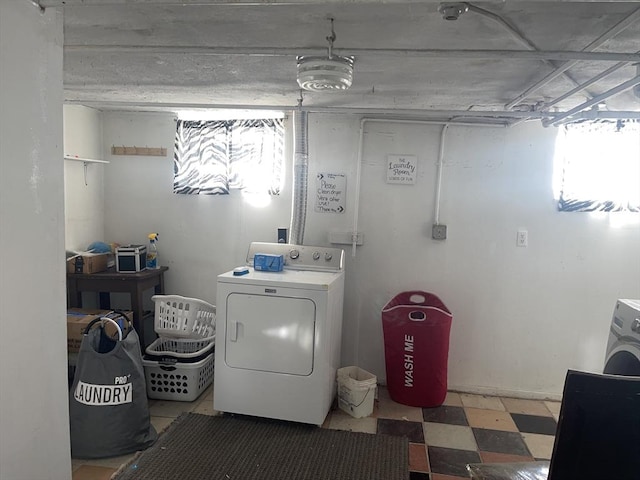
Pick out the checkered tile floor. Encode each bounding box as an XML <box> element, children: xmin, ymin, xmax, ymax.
<box><xmin>325</xmin><ymin>387</ymin><xmax>560</xmax><ymax>480</ymax></box>
<box><xmin>71</xmin><ymin>385</ymin><xmax>561</xmax><ymax>480</ymax></box>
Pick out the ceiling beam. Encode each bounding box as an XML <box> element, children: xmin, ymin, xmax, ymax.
<box><xmin>64</xmin><ymin>45</ymin><xmax>640</xmax><ymax>63</ymax></box>
<box><xmin>61</xmin><ymin>100</ymin><xmax>640</xmax><ymax>122</ymax></box>
<box><xmin>42</xmin><ymin>0</ymin><xmax>640</xmax><ymax>6</ymax></box>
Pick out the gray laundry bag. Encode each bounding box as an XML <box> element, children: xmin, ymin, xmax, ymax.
<box><xmin>69</xmin><ymin>314</ymin><xmax>157</xmax><ymax>458</ymax></box>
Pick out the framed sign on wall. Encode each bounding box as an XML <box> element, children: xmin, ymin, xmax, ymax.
<box><xmin>386</xmin><ymin>155</ymin><xmax>417</xmax><ymax>185</ymax></box>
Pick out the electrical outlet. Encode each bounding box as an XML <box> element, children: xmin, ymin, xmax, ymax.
<box><xmin>517</xmin><ymin>230</ymin><xmax>528</xmax><ymax>247</ymax></box>
<box><xmin>432</xmin><ymin>224</ymin><xmax>447</xmax><ymax>240</ymax></box>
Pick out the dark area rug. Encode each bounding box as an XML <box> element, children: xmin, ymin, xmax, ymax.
<box><xmin>113</xmin><ymin>412</ymin><xmax>408</xmax><ymax>480</ymax></box>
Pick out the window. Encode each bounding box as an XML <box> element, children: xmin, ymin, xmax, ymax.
<box><xmin>553</xmin><ymin>120</ymin><xmax>639</xmax><ymax>212</ymax></box>
<box><xmin>173</xmin><ymin>118</ymin><xmax>285</xmax><ymax>195</ymax></box>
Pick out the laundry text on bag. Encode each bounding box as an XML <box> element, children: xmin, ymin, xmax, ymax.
<box><xmin>74</xmin><ymin>380</ymin><xmax>133</xmax><ymax>406</ymax></box>
<box><xmin>404</xmin><ymin>334</ymin><xmax>414</xmax><ymax>387</ymax></box>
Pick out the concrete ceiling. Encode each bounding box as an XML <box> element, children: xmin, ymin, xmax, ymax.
<box><xmin>47</xmin><ymin>0</ymin><xmax>640</xmax><ymax>124</ymax></box>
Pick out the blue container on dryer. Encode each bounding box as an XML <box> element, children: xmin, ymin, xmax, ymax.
<box><xmin>253</xmin><ymin>253</ymin><xmax>284</xmax><ymax>272</ymax></box>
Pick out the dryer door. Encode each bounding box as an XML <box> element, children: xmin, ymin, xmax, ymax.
<box><xmin>225</xmin><ymin>293</ymin><xmax>316</xmax><ymax>375</ymax></box>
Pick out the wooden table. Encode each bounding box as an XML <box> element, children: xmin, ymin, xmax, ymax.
<box><xmin>67</xmin><ymin>266</ymin><xmax>169</xmax><ymax>349</ymax></box>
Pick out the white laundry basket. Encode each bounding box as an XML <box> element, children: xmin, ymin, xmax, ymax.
<box><xmin>151</xmin><ymin>295</ymin><xmax>216</xmax><ymax>340</ymax></box>
<box><xmin>337</xmin><ymin>366</ymin><xmax>377</xmax><ymax>418</ymax></box>
<box><xmin>143</xmin><ymin>353</ymin><xmax>214</xmax><ymax>402</ymax></box>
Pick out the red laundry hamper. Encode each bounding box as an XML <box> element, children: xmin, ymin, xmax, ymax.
<box><xmin>382</xmin><ymin>291</ymin><xmax>453</xmax><ymax>407</ymax></box>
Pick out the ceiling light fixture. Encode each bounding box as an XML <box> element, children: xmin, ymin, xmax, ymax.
<box><xmin>296</xmin><ymin>18</ymin><xmax>354</xmax><ymax>92</ymax></box>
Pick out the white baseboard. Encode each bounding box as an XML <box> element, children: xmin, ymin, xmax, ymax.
<box><xmin>375</xmin><ymin>379</ymin><xmax>563</xmax><ymax>401</ymax></box>
<box><xmin>448</xmin><ymin>384</ymin><xmax>562</xmax><ymax>402</ymax></box>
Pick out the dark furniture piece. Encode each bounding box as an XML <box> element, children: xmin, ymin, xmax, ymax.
<box><xmin>467</xmin><ymin>370</ymin><xmax>640</xmax><ymax>480</ymax></box>
<box><xmin>67</xmin><ymin>266</ymin><xmax>169</xmax><ymax>349</ymax></box>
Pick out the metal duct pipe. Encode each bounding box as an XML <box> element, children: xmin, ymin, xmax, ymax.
<box><xmin>289</xmin><ymin>109</ymin><xmax>308</xmax><ymax>245</ymax></box>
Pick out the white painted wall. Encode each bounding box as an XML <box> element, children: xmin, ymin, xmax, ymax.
<box><xmin>102</xmin><ymin>112</ymin><xmax>293</xmax><ymax>305</ymax></box>
<box><xmin>344</xmin><ymin>120</ymin><xmax>640</xmax><ymax>398</ymax></box>
<box><xmin>0</xmin><ymin>2</ymin><xmax>71</xmax><ymax>479</ymax></box>
<box><xmin>64</xmin><ymin>105</ymin><xmax>105</xmax><ymax>251</ymax></box>
<box><xmin>100</xmin><ymin>112</ymin><xmax>640</xmax><ymax>399</ymax></box>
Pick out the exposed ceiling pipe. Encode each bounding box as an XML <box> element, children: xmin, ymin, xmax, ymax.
<box><xmin>509</xmin><ymin>59</ymin><xmax>635</xmax><ymax>128</ymax></box>
<box><xmin>349</xmin><ymin>116</ymin><xmax>502</xmax><ymax>367</ymax></box>
<box><xmin>352</xmin><ymin>118</ymin><xmax>505</xmax><ymax>257</ymax></box>
<box><xmin>434</xmin><ymin>124</ymin><xmax>449</xmax><ymax>227</ymax></box>
<box><xmin>63</xmin><ymin>100</ymin><xmax>640</xmax><ymax>121</ymax></box>
<box><xmin>349</xmin><ymin>115</ymin><xmax>505</xmax><ymax>366</ymax></box>
<box><xmin>464</xmin><ymin>3</ymin><xmax>587</xmax><ymax>100</ymax></box>
<box><xmin>30</xmin><ymin>0</ymin><xmax>45</xmax><ymax>12</ymax></box>
<box><xmin>505</xmin><ymin>6</ymin><xmax>640</xmax><ymax>110</ymax></box>
<box><xmin>572</xmin><ymin>111</ymin><xmax>640</xmax><ymax>120</ymax></box>
<box><xmin>540</xmin><ymin>59</ymin><xmax>635</xmax><ymax>112</ymax></box>
<box><xmin>40</xmin><ymin>0</ymin><xmax>599</xmax><ymax>6</ymax></box>
<box><xmin>64</xmin><ymin>45</ymin><xmax>640</xmax><ymax>63</ymax></box>
<box><xmin>542</xmin><ymin>75</ymin><xmax>640</xmax><ymax>127</ymax></box>
<box><xmin>65</xmin><ymin>100</ymin><xmax>640</xmax><ymax>121</ymax></box>
<box><xmin>464</xmin><ymin>4</ymin><xmax>537</xmax><ymax>52</ymax></box>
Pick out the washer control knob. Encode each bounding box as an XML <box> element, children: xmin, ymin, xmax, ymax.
<box><xmin>632</xmin><ymin>318</ymin><xmax>640</xmax><ymax>333</ymax></box>
<box><xmin>289</xmin><ymin>249</ymin><xmax>300</xmax><ymax>260</ymax></box>
<box><xmin>312</xmin><ymin>251</ymin><xmax>321</xmax><ymax>260</ymax></box>
<box><xmin>325</xmin><ymin>252</ymin><xmax>333</xmax><ymax>261</ymax></box>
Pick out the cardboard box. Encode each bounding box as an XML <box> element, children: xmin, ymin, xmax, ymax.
<box><xmin>66</xmin><ymin>252</ymin><xmax>111</xmax><ymax>274</ymax></box>
<box><xmin>67</xmin><ymin>308</ymin><xmax>133</xmax><ymax>353</ymax></box>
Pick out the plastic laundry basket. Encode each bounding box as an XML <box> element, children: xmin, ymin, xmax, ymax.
<box><xmin>337</xmin><ymin>366</ymin><xmax>377</xmax><ymax>418</ymax></box>
<box><xmin>382</xmin><ymin>291</ymin><xmax>453</xmax><ymax>407</ymax></box>
<box><xmin>151</xmin><ymin>295</ymin><xmax>216</xmax><ymax>340</ymax></box>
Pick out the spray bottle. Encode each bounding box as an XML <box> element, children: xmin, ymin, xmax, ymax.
<box><xmin>147</xmin><ymin>233</ymin><xmax>159</xmax><ymax>269</ymax></box>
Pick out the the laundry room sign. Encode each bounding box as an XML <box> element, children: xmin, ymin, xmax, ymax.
<box><xmin>386</xmin><ymin>154</ymin><xmax>417</xmax><ymax>185</ymax></box>
<box><xmin>315</xmin><ymin>172</ymin><xmax>346</xmax><ymax>214</ymax></box>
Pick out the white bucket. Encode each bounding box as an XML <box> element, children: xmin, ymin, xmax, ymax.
<box><xmin>337</xmin><ymin>366</ymin><xmax>377</xmax><ymax>418</ymax></box>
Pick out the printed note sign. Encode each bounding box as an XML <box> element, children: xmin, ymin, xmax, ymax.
<box><xmin>315</xmin><ymin>173</ymin><xmax>346</xmax><ymax>214</ymax></box>
<box><xmin>386</xmin><ymin>155</ymin><xmax>417</xmax><ymax>185</ymax></box>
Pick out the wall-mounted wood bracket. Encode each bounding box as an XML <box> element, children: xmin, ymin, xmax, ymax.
<box><xmin>111</xmin><ymin>146</ymin><xmax>167</xmax><ymax>156</ymax></box>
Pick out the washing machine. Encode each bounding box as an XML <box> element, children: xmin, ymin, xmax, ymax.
<box><xmin>603</xmin><ymin>299</ymin><xmax>640</xmax><ymax>376</ymax></box>
<box><xmin>213</xmin><ymin>242</ymin><xmax>345</xmax><ymax>425</ymax></box>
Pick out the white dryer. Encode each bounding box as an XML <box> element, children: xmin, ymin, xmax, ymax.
<box><xmin>604</xmin><ymin>299</ymin><xmax>640</xmax><ymax>376</ymax></box>
<box><xmin>214</xmin><ymin>242</ymin><xmax>345</xmax><ymax>425</ymax></box>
